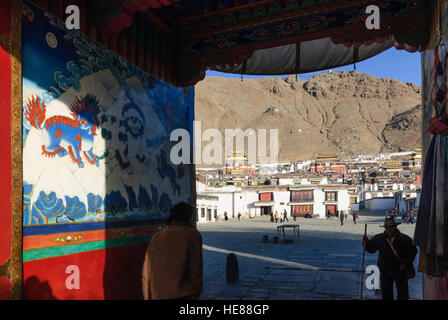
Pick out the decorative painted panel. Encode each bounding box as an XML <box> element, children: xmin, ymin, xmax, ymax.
<box><xmin>259</xmin><ymin>192</ymin><xmax>272</xmax><ymax>201</ymax></box>
<box><xmin>22</xmin><ymin>1</ymin><xmax>193</xmax><ymax>229</ymax></box>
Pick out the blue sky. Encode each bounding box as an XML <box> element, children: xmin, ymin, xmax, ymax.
<box><xmin>206</xmin><ymin>47</ymin><xmax>422</xmax><ymax>86</ymax></box>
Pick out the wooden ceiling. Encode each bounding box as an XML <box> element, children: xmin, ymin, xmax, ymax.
<box><xmin>95</xmin><ymin>0</ymin><xmax>435</xmax><ymax>43</ymax></box>
<box><xmin>29</xmin><ymin>0</ymin><xmax>441</xmax><ymax>86</ymax></box>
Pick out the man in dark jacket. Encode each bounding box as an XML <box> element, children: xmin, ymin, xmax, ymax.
<box><xmin>283</xmin><ymin>209</ymin><xmax>289</xmax><ymax>222</ymax></box>
<box><xmin>363</xmin><ymin>217</ymin><xmax>417</xmax><ymax>300</ymax></box>
<box><xmin>142</xmin><ymin>202</ymin><xmax>203</xmax><ymax>300</ymax></box>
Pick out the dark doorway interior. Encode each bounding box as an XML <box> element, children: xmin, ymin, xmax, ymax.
<box><xmin>261</xmin><ymin>206</ymin><xmax>272</xmax><ymax>216</ymax></box>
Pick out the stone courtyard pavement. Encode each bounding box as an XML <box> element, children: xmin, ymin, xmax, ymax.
<box><xmin>197</xmin><ymin>211</ymin><xmax>422</xmax><ymax>300</ymax></box>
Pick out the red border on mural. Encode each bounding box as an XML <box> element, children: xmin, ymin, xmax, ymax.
<box><xmin>23</xmin><ymin>243</ymin><xmax>148</xmax><ymax>299</ymax></box>
<box><xmin>0</xmin><ymin>0</ymin><xmax>12</xmax><ymax>301</ymax></box>
<box><xmin>0</xmin><ymin>44</ymin><xmax>12</xmax><ymax>265</ymax></box>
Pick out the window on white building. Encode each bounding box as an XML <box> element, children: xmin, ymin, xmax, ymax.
<box><xmin>259</xmin><ymin>192</ymin><xmax>273</xmax><ymax>201</ymax></box>
<box><xmin>325</xmin><ymin>191</ymin><xmax>338</xmax><ymax>201</ymax></box>
<box><xmin>292</xmin><ymin>205</ymin><xmax>313</xmax><ymax>215</ymax></box>
<box><xmin>291</xmin><ymin>190</ymin><xmax>313</xmax><ymax>202</ymax></box>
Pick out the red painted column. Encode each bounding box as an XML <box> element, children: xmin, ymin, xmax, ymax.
<box><xmin>0</xmin><ymin>0</ymin><xmax>12</xmax><ymax>300</ymax></box>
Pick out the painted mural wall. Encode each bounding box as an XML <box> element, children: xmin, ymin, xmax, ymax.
<box><xmin>22</xmin><ymin>1</ymin><xmax>193</xmax><ymax>299</ymax></box>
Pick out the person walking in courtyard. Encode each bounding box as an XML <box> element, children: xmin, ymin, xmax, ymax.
<box><xmin>362</xmin><ymin>216</ymin><xmax>417</xmax><ymax>300</ymax></box>
<box><xmin>237</xmin><ymin>212</ymin><xmax>241</xmax><ymax>221</ymax></box>
<box><xmin>352</xmin><ymin>211</ymin><xmax>357</xmax><ymax>224</ymax></box>
<box><xmin>408</xmin><ymin>209</ymin><xmax>414</xmax><ymax>224</ymax></box>
<box><xmin>274</xmin><ymin>211</ymin><xmax>279</xmax><ymax>223</ymax></box>
<box><xmin>270</xmin><ymin>212</ymin><xmax>274</xmax><ymax>222</ymax></box>
<box><xmin>224</xmin><ymin>211</ymin><xmax>228</xmax><ymax>221</ymax></box>
<box><xmin>340</xmin><ymin>210</ymin><xmax>344</xmax><ymax>226</ymax></box>
<box><xmin>327</xmin><ymin>209</ymin><xmax>331</xmax><ymax>220</ymax></box>
<box><xmin>283</xmin><ymin>209</ymin><xmax>289</xmax><ymax>222</ymax></box>
<box><xmin>279</xmin><ymin>211</ymin><xmax>284</xmax><ymax>223</ymax></box>
<box><xmin>142</xmin><ymin>202</ymin><xmax>203</xmax><ymax>300</ymax></box>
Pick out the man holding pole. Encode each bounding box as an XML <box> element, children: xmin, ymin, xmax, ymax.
<box><xmin>362</xmin><ymin>217</ymin><xmax>417</xmax><ymax>300</ymax></box>
<box><xmin>360</xmin><ymin>224</ymin><xmax>367</xmax><ymax>300</ymax></box>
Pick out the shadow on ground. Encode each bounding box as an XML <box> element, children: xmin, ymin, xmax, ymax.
<box><xmin>198</xmin><ymin>212</ymin><xmax>421</xmax><ymax>300</ymax></box>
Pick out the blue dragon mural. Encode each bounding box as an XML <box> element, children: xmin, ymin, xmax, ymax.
<box><xmin>24</xmin><ymin>94</ymin><xmax>101</xmax><ymax>168</ymax></box>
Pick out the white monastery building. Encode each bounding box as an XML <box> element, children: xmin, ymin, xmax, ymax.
<box><xmin>195</xmin><ymin>176</ymin><xmax>352</xmax><ymax>222</ymax></box>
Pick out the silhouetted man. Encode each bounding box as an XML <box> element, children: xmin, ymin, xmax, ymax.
<box><xmin>142</xmin><ymin>202</ymin><xmax>203</xmax><ymax>300</ymax></box>
<box><xmin>363</xmin><ymin>217</ymin><xmax>417</xmax><ymax>300</ymax></box>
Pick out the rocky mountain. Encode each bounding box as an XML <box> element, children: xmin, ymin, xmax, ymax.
<box><xmin>194</xmin><ymin>71</ymin><xmax>422</xmax><ymax>164</ymax></box>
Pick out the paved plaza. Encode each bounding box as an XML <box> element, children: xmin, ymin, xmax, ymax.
<box><xmin>198</xmin><ymin>211</ymin><xmax>422</xmax><ymax>300</ymax></box>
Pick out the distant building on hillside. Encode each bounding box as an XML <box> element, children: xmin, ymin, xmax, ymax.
<box><xmin>222</xmin><ymin>151</ymin><xmax>255</xmax><ymax>175</ymax></box>
<box><xmin>410</xmin><ymin>148</ymin><xmax>422</xmax><ymax>169</ymax></box>
<box><xmin>311</xmin><ymin>154</ymin><xmax>347</xmax><ymax>175</ymax></box>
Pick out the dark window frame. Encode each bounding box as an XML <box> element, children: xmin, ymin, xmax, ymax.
<box><xmin>291</xmin><ymin>190</ymin><xmax>314</xmax><ymax>202</ymax></box>
<box><xmin>325</xmin><ymin>191</ymin><xmax>338</xmax><ymax>201</ymax></box>
<box><xmin>291</xmin><ymin>204</ymin><xmax>313</xmax><ymax>215</ymax></box>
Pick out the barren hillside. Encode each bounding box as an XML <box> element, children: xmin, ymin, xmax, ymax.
<box><xmin>195</xmin><ymin>71</ymin><xmax>422</xmax><ymax>163</ymax></box>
